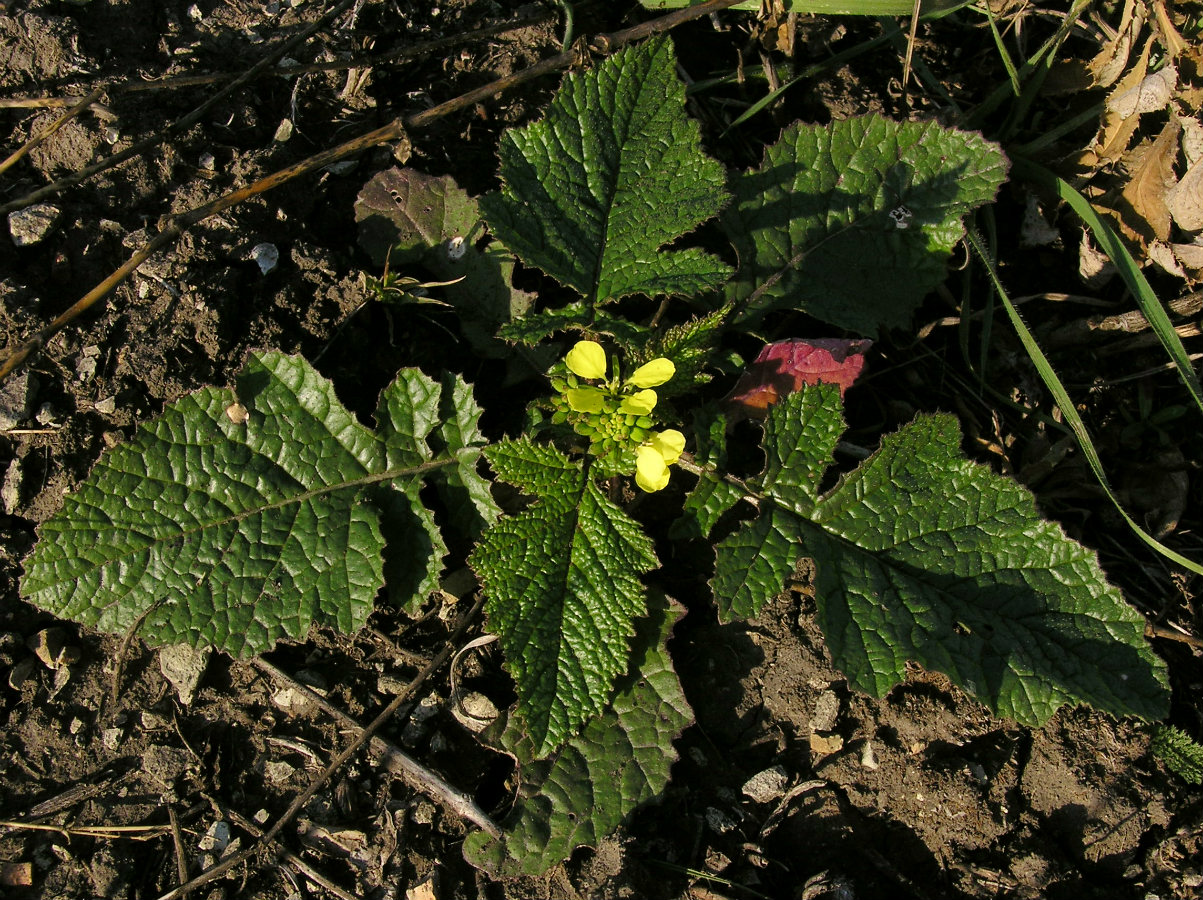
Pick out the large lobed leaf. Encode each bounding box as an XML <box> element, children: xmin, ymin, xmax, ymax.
<box><xmin>463</xmin><ymin>595</ymin><xmax>693</xmax><ymax>876</ymax></box>
<box><xmin>470</xmin><ymin>439</ymin><xmax>658</xmax><ymax>757</ymax></box>
<box><xmin>722</xmin><ymin>115</ymin><xmax>1008</xmax><ymax>336</ymax></box>
<box><xmin>21</xmin><ymin>352</ymin><xmax>496</xmax><ymax>657</ymax></box>
<box><xmin>481</xmin><ymin>34</ymin><xmax>731</xmax><ymax>308</ymax></box>
<box><xmin>704</xmin><ymin>385</ymin><xmax>1169</xmax><ymax>725</ymax></box>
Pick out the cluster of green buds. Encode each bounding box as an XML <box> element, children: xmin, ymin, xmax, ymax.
<box><xmin>550</xmin><ymin>340</ymin><xmax>685</xmax><ymax>492</ymax></box>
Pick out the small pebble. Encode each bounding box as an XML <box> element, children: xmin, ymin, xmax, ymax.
<box><xmin>742</xmin><ymin>765</ymin><xmax>789</xmax><ymax>804</ymax></box>
<box><xmin>450</xmin><ymin>691</ymin><xmax>498</xmax><ymax>733</ymax></box>
<box><xmin>0</xmin><ymin>371</ymin><xmax>35</xmax><ymax>430</ymax></box>
<box><xmin>704</xmin><ymin>807</ymin><xmax>738</xmax><ymax>834</ymax></box>
<box><xmin>3</xmin><ymin>459</ymin><xmax>24</xmax><ymax>516</ymax></box>
<box><xmin>811</xmin><ymin>689</ymin><xmax>840</xmax><ymax>733</ymax></box>
<box><xmin>250</xmin><ymin>242</ymin><xmax>278</xmax><ymax>275</ymax></box>
<box><xmin>8</xmin><ymin>204</ymin><xmax>61</xmax><ymax>247</ymax></box>
<box><xmin>860</xmin><ymin>740</ymin><xmax>879</xmax><ymax>770</ymax></box>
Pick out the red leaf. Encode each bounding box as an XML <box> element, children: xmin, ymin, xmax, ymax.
<box><xmin>726</xmin><ymin>339</ymin><xmax>872</xmax><ymax>419</ymax></box>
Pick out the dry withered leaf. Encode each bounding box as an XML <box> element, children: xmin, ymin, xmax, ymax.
<box><xmin>1088</xmin><ymin>0</ymin><xmax>1145</xmax><ymax>89</ymax></box>
<box><xmin>1149</xmin><ymin>240</ymin><xmax>1188</xmax><ymax>278</ymax></box>
<box><xmin>1115</xmin><ymin>117</ymin><xmax>1181</xmax><ymax>244</ymax></box>
<box><xmin>1107</xmin><ymin>64</ymin><xmax>1176</xmax><ymax>118</ymax></box>
<box><xmin>1150</xmin><ymin>0</ymin><xmax>1187</xmax><ymax>59</ymax></box>
<box><xmin>1079</xmin><ymin>39</ymin><xmax>1152</xmax><ymax>169</ymax></box>
<box><xmin>1168</xmin><ymin>156</ymin><xmax>1203</xmax><ymax>232</ymax></box>
<box><xmin>1171</xmin><ymin>239</ymin><xmax>1203</xmax><ymax>279</ymax></box>
<box><xmin>1079</xmin><ymin>229</ymin><xmax>1116</xmax><ymax>287</ymax></box>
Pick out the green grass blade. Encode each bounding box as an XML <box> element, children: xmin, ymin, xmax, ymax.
<box><xmin>1014</xmin><ymin>158</ymin><xmax>1203</xmax><ymax>418</ymax></box>
<box><xmin>965</xmin><ymin>226</ymin><xmax>1203</xmax><ymax>577</ymax></box>
<box><xmin>982</xmin><ymin>1</ymin><xmax>1021</xmax><ymax>96</ymax></box>
<box><xmin>639</xmin><ymin>0</ymin><xmax>969</xmax><ymax>14</ymax></box>
<box><xmin>722</xmin><ymin>30</ymin><xmax>893</xmax><ymax>132</ymax></box>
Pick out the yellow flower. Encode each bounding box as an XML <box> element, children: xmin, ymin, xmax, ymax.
<box><xmin>619</xmin><ymin>389</ymin><xmax>657</xmax><ymax>416</ymax></box>
<box><xmin>628</xmin><ymin>358</ymin><xmax>675</xmax><ymax>388</ymax></box>
<box><xmin>634</xmin><ymin>429</ymin><xmax>685</xmax><ymax>492</ymax></box>
<box><xmin>566</xmin><ymin>387</ymin><xmax>605</xmax><ymax>413</ymax></box>
<box><xmin>565</xmin><ymin>340</ymin><xmax>606</xmax><ymax>380</ymax></box>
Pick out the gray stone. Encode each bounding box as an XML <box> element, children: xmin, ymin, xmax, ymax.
<box><xmin>8</xmin><ymin>204</ymin><xmax>61</xmax><ymax>246</ymax></box>
<box><xmin>0</xmin><ymin>371</ymin><xmax>35</xmax><ymax>430</ymax></box>
<box><xmin>159</xmin><ymin>642</ymin><xmax>211</xmax><ymax>706</ymax></box>
<box><xmin>742</xmin><ymin>765</ymin><xmax>789</xmax><ymax>804</ymax></box>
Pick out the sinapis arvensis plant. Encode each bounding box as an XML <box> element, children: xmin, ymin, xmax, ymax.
<box><xmin>550</xmin><ymin>340</ymin><xmax>685</xmax><ymax>492</ymax></box>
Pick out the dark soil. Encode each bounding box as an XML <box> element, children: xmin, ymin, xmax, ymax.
<box><xmin>1</xmin><ymin>2</ymin><xmax>1201</xmax><ymax>899</ymax></box>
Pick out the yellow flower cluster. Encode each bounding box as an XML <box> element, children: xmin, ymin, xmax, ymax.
<box><xmin>554</xmin><ymin>340</ymin><xmax>684</xmax><ymax>492</ymax></box>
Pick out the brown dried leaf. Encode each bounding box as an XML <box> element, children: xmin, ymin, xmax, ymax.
<box><xmin>1079</xmin><ymin>228</ymin><xmax>1116</xmax><ymax>287</ymax></box>
<box><xmin>1150</xmin><ymin>0</ymin><xmax>1187</xmax><ymax>59</ymax></box>
<box><xmin>1148</xmin><ymin>240</ymin><xmax>1188</xmax><ymax>278</ymax></box>
<box><xmin>1107</xmin><ymin>64</ymin><xmax>1176</xmax><ymax>118</ymax></box>
<box><xmin>1171</xmin><ymin>239</ymin><xmax>1203</xmax><ymax>279</ymax></box>
<box><xmin>1168</xmin><ymin>156</ymin><xmax>1203</xmax><ymax>232</ymax></box>
<box><xmin>1088</xmin><ymin>0</ymin><xmax>1145</xmax><ymax>89</ymax></box>
<box><xmin>1079</xmin><ymin>40</ymin><xmax>1152</xmax><ymax>169</ymax></box>
<box><xmin>1116</xmin><ymin>118</ymin><xmax>1181</xmax><ymax>244</ymax></box>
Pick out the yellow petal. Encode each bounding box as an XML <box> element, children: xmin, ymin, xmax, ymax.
<box><xmin>635</xmin><ymin>445</ymin><xmax>670</xmax><ymax>492</ymax></box>
<box><xmin>566</xmin><ymin>387</ymin><xmax>604</xmax><ymax>413</ymax></box>
<box><xmin>565</xmin><ymin>340</ymin><xmax>606</xmax><ymax>379</ymax></box>
<box><xmin>650</xmin><ymin>429</ymin><xmax>685</xmax><ymax>465</ymax></box>
<box><xmin>620</xmin><ymin>389</ymin><xmax>657</xmax><ymax>415</ymax></box>
<box><xmin>628</xmin><ymin>357</ymin><xmax>675</xmax><ymax>388</ymax></box>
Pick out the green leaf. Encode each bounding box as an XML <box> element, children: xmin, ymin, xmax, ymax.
<box><xmin>354</xmin><ymin>167</ymin><xmax>535</xmax><ymax>352</ymax></box>
<box><xmin>470</xmin><ymin>439</ymin><xmax>657</xmax><ymax>756</ymax></box>
<box><xmin>708</xmin><ymin>385</ymin><xmax>1169</xmax><ymax>724</ymax></box>
<box><xmin>481</xmin><ymin>35</ymin><xmax>732</xmax><ymax>308</ymax></box>
<box><xmin>626</xmin><ymin>307</ymin><xmax>728</xmax><ymax>397</ymax></box>
<box><xmin>463</xmin><ymin>594</ymin><xmax>693</xmax><ymax>876</ymax></box>
<box><xmin>496</xmin><ymin>303</ymin><xmax>650</xmax><ymax>346</ymax></box>
<box><xmin>722</xmin><ymin>115</ymin><xmax>1008</xmax><ymax>336</ymax></box>
<box><xmin>21</xmin><ymin>352</ymin><xmax>495</xmax><ymax>655</ymax></box>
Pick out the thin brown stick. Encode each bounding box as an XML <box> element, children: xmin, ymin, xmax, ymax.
<box><xmin>0</xmin><ymin>820</ymin><xmax>172</xmax><ymax>839</ymax></box>
<box><xmin>0</xmin><ymin>87</ymin><xmax>105</xmax><ymax>177</ymax></box>
<box><xmin>1146</xmin><ymin>622</ymin><xmax>1203</xmax><ymax>650</ymax></box>
<box><xmin>0</xmin><ymin>97</ymin><xmax>111</xmax><ymax>110</ymax></box>
<box><xmin>217</xmin><ymin>803</ymin><xmax>361</xmax><ymax>900</ymax></box>
<box><xmin>153</xmin><ymin>594</ymin><xmax>486</xmax><ymax>900</ymax></box>
<box><xmin>0</xmin><ymin>0</ymin><xmax>361</xmax><ymax>219</ymax></box>
<box><xmin>251</xmin><ymin>657</ymin><xmax>498</xmax><ymax>836</ymax></box>
<box><xmin>167</xmin><ymin>806</ymin><xmax>189</xmax><ymax>887</ymax></box>
<box><xmin>0</xmin><ymin>0</ymin><xmax>747</xmax><ymax>384</ymax></box>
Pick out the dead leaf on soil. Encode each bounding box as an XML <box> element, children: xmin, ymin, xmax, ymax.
<box><xmin>1168</xmin><ymin>155</ymin><xmax>1203</xmax><ymax>232</ymax></box>
<box><xmin>1087</xmin><ymin>0</ymin><xmax>1145</xmax><ymax>89</ymax></box>
<box><xmin>1079</xmin><ymin>39</ymin><xmax>1152</xmax><ymax>169</ymax></box>
<box><xmin>1170</xmin><ymin>238</ymin><xmax>1203</xmax><ymax>280</ymax></box>
<box><xmin>1182</xmin><ymin>116</ymin><xmax>1203</xmax><ymax>166</ymax></box>
<box><xmin>1149</xmin><ymin>240</ymin><xmax>1188</xmax><ymax>278</ymax></box>
<box><xmin>1114</xmin><ymin>117</ymin><xmax>1181</xmax><ymax>245</ymax></box>
<box><xmin>1150</xmin><ymin>0</ymin><xmax>1187</xmax><ymax>59</ymax></box>
<box><xmin>1107</xmin><ymin>63</ymin><xmax>1176</xmax><ymax>119</ymax></box>
<box><xmin>1079</xmin><ymin>229</ymin><xmax>1117</xmax><ymax>287</ymax></box>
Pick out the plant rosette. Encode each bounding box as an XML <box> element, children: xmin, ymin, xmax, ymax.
<box><xmin>550</xmin><ymin>340</ymin><xmax>684</xmax><ymax>491</ymax></box>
